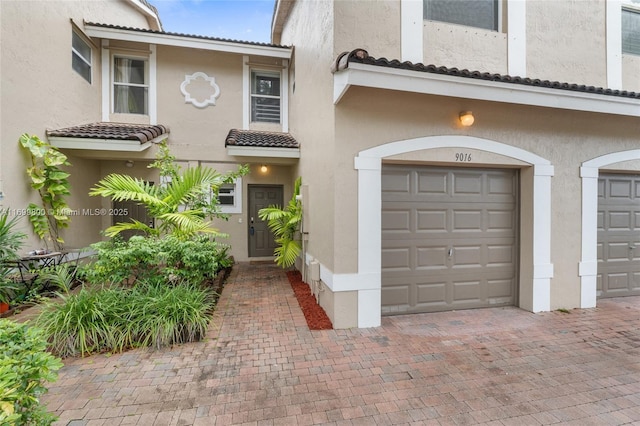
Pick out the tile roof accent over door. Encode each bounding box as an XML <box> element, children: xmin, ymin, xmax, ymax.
<box><xmin>47</xmin><ymin>122</ymin><xmax>169</xmax><ymax>143</ymax></box>
<box><xmin>46</xmin><ymin>122</ymin><xmax>169</xmax><ymax>152</ymax></box>
<box><xmin>225</xmin><ymin>129</ymin><xmax>300</xmax><ymax>160</ymax></box>
<box><xmin>225</xmin><ymin>129</ymin><xmax>298</xmax><ymax>148</ymax></box>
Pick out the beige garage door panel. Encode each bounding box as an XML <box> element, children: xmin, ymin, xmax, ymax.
<box><xmin>382</xmin><ymin>165</ymin><xmax>518</xmax><ymax>315</ymax></box>
<box><xmin>597</xmin><ymin>174</ymin><xmax>640</xmax><ymax>298</ymax></box>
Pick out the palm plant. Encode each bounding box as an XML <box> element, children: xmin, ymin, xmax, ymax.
<box><xmin>90</xmin><ymin>165</ymin><xmax>246</xmax><ymax>239</ymax></box>
<box><xmin>0</xmin><ymin>210</ymin><xmax>26</xmax><ymax>261</ymax></box>
<box><xmin>258</xmin><ymin>177</ymin><xmax>302</xmax><ymax>268</ymax></box>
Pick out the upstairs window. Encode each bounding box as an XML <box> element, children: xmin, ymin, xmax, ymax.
<box><xmin>623</xmin><ymin>7</ymin><xmax>640</xmax><ymax>55</ymax></box>
<box><xmin>251</xmin><ymin>70</ymin><xmax>281</xmax><ymax>123</ymax></box>
<box><xmin>113</xmin><ymin>57</ymin><xmax>148</xmax><ymax>114</ymax></box>
<box><xmin>424</xmin><ymin>0</ymin><xmax>499</xmax><ymax>31</ymax></box>
<box><xmin>72</xmin><ymin>31</ymin><xmax>92</xmax><ymax>83</ymax></box>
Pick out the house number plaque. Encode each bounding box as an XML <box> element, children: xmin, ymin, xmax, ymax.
<box><xmin>455</xmin><ymin>153</ymin><xmax>472</xmax><ymax>162</ymax></box>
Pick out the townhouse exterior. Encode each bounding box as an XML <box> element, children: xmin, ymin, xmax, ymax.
<box><xmin>271</xmin><ymin>0</ymin><xmax>640</xmax><ymax>328</ymax></box>
<box><xmin>1</xmin><ymin>0</ymin><xmax>298</xmax><ymax>265</ymax></box>
<box><xmin>1</xmin><ymin>0</ymin><xmax>639</xmax><ymax>329</ymax></box>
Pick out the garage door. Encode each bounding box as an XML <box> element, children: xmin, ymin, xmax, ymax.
<box><xmin>381</xmin><ymin>165</ymin><xmax>518</xmax><ymax>315</ymax></box>
<box><xmin>597</xmin><ymin>174</ymin><xmax>640</xmax><ymax>298</ymax></box>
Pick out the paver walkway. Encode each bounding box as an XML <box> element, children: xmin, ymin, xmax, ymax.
<box><xmin>42</xmin><ymin>263</ymin><xmax>640</xmax><ymax>425</ymax></box>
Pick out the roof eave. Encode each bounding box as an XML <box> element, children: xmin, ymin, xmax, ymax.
<box><xmin>271</xmin><ymin>0</ymin><xmax>295</xmax><ymax>45</ymax></box>
<box><xmin>84</xmin><ymin>24</ymin><xmax>292</xmax><ymax>59</ymax></box>
<box><xmin>226</xmin><ymin>145</ymin><xmax>300</xmax><ymax>159</ymax></box>
<box><xmin>127</xmin><ymin>0</ymin><xmax>162</xmax><ymax>31</ymax></box>
<box><xmin>334</xmin><ymin>62</ymin><xmax>640</xmax><ymax>117</ymax></box>
<box><xmin>47</xmin><ymin>135</ymin><xmax>163</xmax><ymax>152</ymax></box>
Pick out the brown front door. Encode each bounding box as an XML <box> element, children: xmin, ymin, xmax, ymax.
<box><xmin>248</xmin><ymin>185</ymin><xmax>283</xmax><ymax>257</ymax></box>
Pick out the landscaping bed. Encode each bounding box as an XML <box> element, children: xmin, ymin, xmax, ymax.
<box><xmin>286</xmin><ymin>270</ymin><xmax>333</xmax><ymax>330</ymax></box>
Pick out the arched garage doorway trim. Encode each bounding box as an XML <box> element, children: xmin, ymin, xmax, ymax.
<box><xmin>355</xmin><ymin>135</ymin><xmax>554</xmax><ymax>327</ymax></box>
<box><xmin>580</xmin><ymin>149</ymin><xmax>640</xmax><ymax>308</ymax></box>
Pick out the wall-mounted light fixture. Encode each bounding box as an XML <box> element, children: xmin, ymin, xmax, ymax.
<box><xmin>260</xmin><ymin>165</ymin><xmax>268</xmax><ymax>173</ymax></box>
<box><xmin>125</xmin><ymin>160</ymin><xmax>134</xmax><ymax>168</ymax></box>
<box><xmin>459</xmin><ymin>111</ymin><xmax>475</xmax><ymax>127</ymax></box>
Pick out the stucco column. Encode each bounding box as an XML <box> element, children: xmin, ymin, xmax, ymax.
<box><xmin>355</xmin><ymin>156</ymin><xmax>382</xmax><ymax>328</ymax></box>
<box><xmin>530</xmin><ymin>164</ymin><xmax>554</xmax><ymax>312</ymax></box>
<box><xmin>400</xmin><ymin>0</ymin><xmax>423</xmax><ymax>63</ymax></box>
<box><xmin>579</xmin><ymin>166</ymin><xmax>599</xmax><ymax>308</ymax></box>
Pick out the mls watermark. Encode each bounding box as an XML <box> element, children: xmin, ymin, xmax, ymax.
<box><xmin>0</xmin><ymin>208</ymin><xmax>128</xmax><ymax>217</ymax></box>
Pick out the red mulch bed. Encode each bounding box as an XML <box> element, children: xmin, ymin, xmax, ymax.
<box><xmin>286</xmin><ymin>270</ymin><xmax>333</xmax><ymax>330</ymax></box>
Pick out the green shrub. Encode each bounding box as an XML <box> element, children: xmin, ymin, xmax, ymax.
<box><xmin>0</xmin><ymin>320</ymin><xmax>63</xmax><ymax>425</ymax></box>
<box><xmin>159</xmin><ymin>235</ymin><xmax>231</xmax><ymax>283</ymax></box>
<box><xmin>84</xmin><ymin>235</ymin><xmax>231</xmax><ymax>286</ymax></box>
<box><xmin>84</xmin><ymin>236</ymin><xmax>161</xmax><ymax>285</ymax></box>
<box><xmin>36</xmin><ymin>282</ymin><xmax>215</xmax><ymax>357</ymax></box>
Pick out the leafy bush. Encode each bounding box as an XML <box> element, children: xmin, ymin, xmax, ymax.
<box><xmin>84</xmin><ymin>236</ymin><xmax>161</xmax><ymax>285</ymax></box>
<box><xmin>160</xmin><ymin>235</ymin><xmax>231</xmax><ymax>283</ymax></box>
<box><xmin>84</xmin><ymin>235</ymin><xmax>230</xmax><ymax>286</ymax></box>
<box><xmin>0</xmin><ymin>320</ymin><xmax>63</xmax><ymax>425</ymax></box>
<box><xmin>36</xmin><ymin>281</ymin><xmax>215</xmax><ymax>357</ymax></box>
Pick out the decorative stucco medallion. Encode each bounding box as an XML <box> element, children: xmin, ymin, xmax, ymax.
<box><xmin>180</xmin><ymin>72</ymin><xmax>220</xmax><ymax>108</ymax></box>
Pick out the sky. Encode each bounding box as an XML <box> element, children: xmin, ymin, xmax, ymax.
<box><xmin>152</xmin><ymin>0</ymin><xmax>276</xmax><ymax>43</ymax></box>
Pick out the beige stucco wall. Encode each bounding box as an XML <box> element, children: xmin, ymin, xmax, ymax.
<box><xmin>332</xmin><ymin>86</ymin><xmax>640</xmax><ymax>312</ymax></box>
<box><xmin>156</xmin><ymin>46</ymin><xmax>244</xmax><ymax>161</ymax></box>
<box><xmin>526</xmin><ymin>0</ymin><xmax>607</xmax><ymax>87</ymax></box>
<box><xmin>0</xmin><ymin>0</ymin><xmax>152</xmax><ymax>251</ymax></box>
<box><xmin>424</xmin><ymin>21</ymin><xmax>507</xmax><ymax>72</ymax></box>
<box><xmin>334</xmin><ymin>0</ymin><xmax>401</xmax><ymax>60</ymax></box>
<box><xmin>280</xmin><ymin>0</ymin><xmax>336</xmax><ymax>272</ymax></box>
<box><xmin>622</xmin><ymin>54</ymin><xmax>640</xmax><ymax>92</ymax></box>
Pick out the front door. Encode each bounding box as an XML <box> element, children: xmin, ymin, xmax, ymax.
<box><xmin>248</xmin><ymin>185</ymin><xmax>283</xmax><ymax>257</ymax></box>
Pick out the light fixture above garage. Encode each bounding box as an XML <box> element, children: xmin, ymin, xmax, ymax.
<box><xmin>459</xmin><ymin>111</ymin><xmax>475</xmax><ymax>127</ymax></box>
<box><xmin>260</xmin><ymin>165</ymin><xmax>268</xmax><ymax>173</ymax></box>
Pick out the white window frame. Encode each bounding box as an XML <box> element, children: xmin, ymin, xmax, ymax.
<box><xmin>219</xmin><ymin>178</ymin><xmax>242</xmax><ymax>214</ymax></box>
<box><xmin>72</xmin><ymin>30</ymin><xmax>92</xmax><ymax>83</ymax></box>
<box><xmin>622</xmin><ymin>3</ymin><xmax>640</xmax><ymax>55</ymax></box>
<box><xmin>242</xmin><ymin>56</ymin><xmax>289</xmax><ymax>131</ymax></box>
<box><xmin>112</xmin><ymin>54</ymin><xmax>149</xmax><ymax>115</ymax></box>
<box><xmin>250</xmin><ymin>69</ymin><xmax>282</xmax><ymax>124</ymax></box>
<box><xmin>423</xmin><ymin>0</ymin><xmax>502</xmax><ymax>32</ymax></box>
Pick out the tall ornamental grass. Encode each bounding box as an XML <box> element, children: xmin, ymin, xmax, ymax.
<box><xmin>36</xmin><ymin>281</ymin><xmax>215</xmax><ymax>358</ymax></box>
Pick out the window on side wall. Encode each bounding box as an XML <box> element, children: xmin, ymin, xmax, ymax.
<box><xmin>622</xmin><ymin>7</ymin><xmax>640</xmax><ymax>55</ymax></box>
<box><xmin>424</xmin><ymin>0</ymin><xmax>499</xmax><ymax>31</ymax></box>
<box><xmin>251</xmin><ymin>70</ymin><xmax>281</xmax><ymax>123</ymax></box>
<box><xmin>72</xmin><ymin>31</ymin><xmax>92</xmax><ymax>83</ymax></box>
<box><xmin>218</xmin><ymin>178</ymin><xmax>242</xmax><ymax>214</ymax></box>
<box><xmin>113</xmin><ymin>57</ymin><xmax>148</xmax><ymax>114</ymax></box>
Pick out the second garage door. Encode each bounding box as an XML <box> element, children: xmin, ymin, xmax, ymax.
<box><xmin>381</xmin><ymin>165</ymin><xmax>518</xmax><ymax>315</ymax></box>
<box><xmin>597</xmin><ymin>173</ymin><xmax>640</xmax><ymax>298</ymax></box>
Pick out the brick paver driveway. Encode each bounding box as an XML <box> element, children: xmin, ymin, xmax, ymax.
<box><xmin>43</xmin><ymin>263</ymin><xmax>640</xmax><ymax>425</ymax></box>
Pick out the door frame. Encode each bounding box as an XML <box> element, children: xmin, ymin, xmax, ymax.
<box><xmin>353</xmin><ymin>135</ymin><xmax>553</xmax><ymax>327</ymax></box>
<box><xmin>580</xmin><ymin>149</ymin><xmax>640</xmax><ymax>307</ymax></box>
